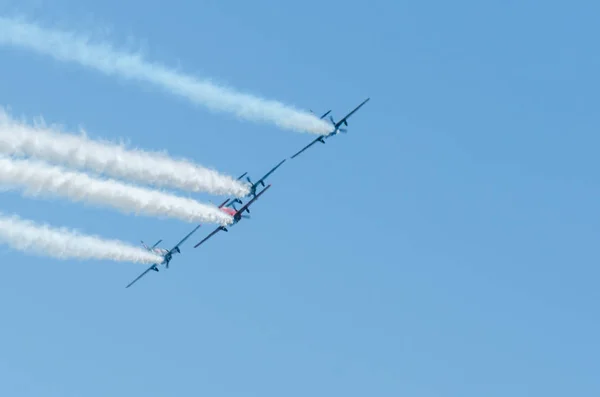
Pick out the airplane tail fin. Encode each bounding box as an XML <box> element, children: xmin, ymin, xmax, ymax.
<box><xmin>142</xmin><ymin>239</ymin><xmax>162</xmax><ymax>250</ymax></box>
<box><xmin>310</xmin><ymin>109</ymin><xmax>331</xmax><ymax>119</ymax></box>
<box><xmin>151</xmin><ymin>239</ymin><xmax>162</xmax><ymax>248</ymax></box>
<box><xmin>320</xmin><ymin>110</ymin><xmax>332</xmax><ymax>119</ymax></box>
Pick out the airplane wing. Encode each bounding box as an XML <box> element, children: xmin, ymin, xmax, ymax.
<box><xmin>125</xmin><ymin>264</ymin><xmax>158</xmax><ymax>288</ymax></box>
<box><xmin>335</xmin><ymin>98</ymin><xmax>370</xmax><ymax>128</ymax></box>
<box><xmin>193</xmin><ymin>225</ymin><xmax>226</xmax><ymax>248</ymax></box>
<box><xmin>254</xmin><ymin>159</ymin><xmax>286</xmax><ymax>187</ymax></box>
<box><xmin>168</xmin><ymin>224</ymin><xmax>202</xmax><ymax>254</ymax></box>
<box><xmin>291</xmin><ymin>136</ymin><xmax>325</xmax><ymax>159</ymax></box>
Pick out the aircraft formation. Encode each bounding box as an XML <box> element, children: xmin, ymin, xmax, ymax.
<box><xmin>0</xmin><ymin>17</ymin><xmax>370</xmax><ymax>288</ymax></box>
<box><xmin>126</xmin><ymin>98</ymin><xmax>370</xmax><ymax>288</ymax></box>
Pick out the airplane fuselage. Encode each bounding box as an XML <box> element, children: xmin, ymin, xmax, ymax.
<box><xmin>220</xmin><ymin>206</ymin><xmax>244</xmax><ymax>223</ymax></box>
<box><xmin>145</xmin><ymin>246</ymin><xmax>176</xmax><ymax>270</ymax></box>
<box><xmin>220</xmin><ymin>207</ymin><xmax>237</xmax><ymax>217</ymax></box>
<box><xmin>151</xmin><ymin>247</ymin><xmax>169</xmax><ymax>256</ymax></box>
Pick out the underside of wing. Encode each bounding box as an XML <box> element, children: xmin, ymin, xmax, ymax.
<box><xmin>169</xmin><ymin>224</ymin><xmax>202</xmax><ymax>253</ymax></box>
<box><xmin>291</xmin><ymin>137</ymin><xmax>323</xmax><ymax>159</ymax></box>
<box><xmin>194</xmin><ymin>226</ymin><xmax>225</xmax><ymax>248</ymax></box>
<box><xmin>257</xmin><ymin>159</ymin><xmax>286</xmax><ymax>184</ymax></box>
<box><xmin>125</xmin><ymin>264</ymin><xmax>157</xmax><ymax>288</ymax></box>
<box><xmin>236</xmin><ymin>184</ymin><xmax>271</xmax><ymax>215</ymax></box>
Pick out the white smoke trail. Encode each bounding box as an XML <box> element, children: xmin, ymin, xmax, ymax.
<box><xmin>0</xmin><ymin>212</ymin><xmax>163</xmax><ymax>263</ymax></box>
<box><xmin>0</xmin><ymin>16</ymin><xmax>332</xmax><ymax>134</ymax></box>
<box><xmin>0</xmin><ymin>156</ymin><xmax>233</xmax><ymax>226</ymax></box>
<box><xmin>0</xmin><ymin>108</ymin><xmax>250</xmax><ymax>197</ymax></box>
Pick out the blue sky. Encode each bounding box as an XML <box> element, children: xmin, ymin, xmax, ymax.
<box><xmin>0</xmin><ymin>0</ymin><xmax>598</xmax><ymax>395</ymax></box>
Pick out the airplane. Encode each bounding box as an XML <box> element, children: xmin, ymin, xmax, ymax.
<box><xmin>125</xmin><ymin>223</ymin><xmax>203</xmax><ymax>288</ymax></box>
<box><xmin>290</xmin><ymin>98</ymin><xmax>370</xmax><ymax>159</ymax></box>
<box><xmin>194</xmin><ymin>184</ymin><xmax>272</xmax><ymax>248</ymax></box>
<box><xmin>237</xmin><ymin>159</ymin><xmax>286</xmax><ymax>199</ymax></box>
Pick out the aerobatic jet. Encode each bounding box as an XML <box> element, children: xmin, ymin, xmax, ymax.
<box><xmin>291</xmin><ymin>98</ymin><xmax>370</xmax><ymax>159</ymax></box>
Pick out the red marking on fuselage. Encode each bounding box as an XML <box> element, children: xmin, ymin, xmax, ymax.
<box><xmin>221</xmin><ymin>207</ymin><xmax>236</xmax><ymax>216</ymax></box>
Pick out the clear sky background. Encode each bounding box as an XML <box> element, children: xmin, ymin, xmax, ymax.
<box><xmin>0</xmin><ymin>0</ymin><xmax>598</xmax><ymax>396</ymax></box>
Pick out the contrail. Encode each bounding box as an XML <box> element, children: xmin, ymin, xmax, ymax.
<box><xmin>0</xmin><ymin>108</ymin><xmax>250</xmax><ymax>197</ymax></box>
<box><xmin>0</xmin><ymin>16</ymin><xmax>332</xmax><ymax>134</ymax></box>
<box><xmin>0</xmin><ymin>212</ymin><xmax>163</xmax><ymax>263</ymax></box>
<box><xmin>0</xmin><ymin>156</ymin><xmax>233</xmax><ymax>226</ymax></box>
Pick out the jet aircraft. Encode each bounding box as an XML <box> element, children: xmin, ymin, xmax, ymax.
<box><xmin>194</xmin><ymin>184</ymin><xmax>272</xmax><ymax>248</ymax></box>
<box><xmin>125</xmin><ymin>223</ymin><xmax>203</xmax><ymax>288</ymax></box>
<box><xmin>290</xmin><ymin>98</ymin><xmax>370</xmax><ymax>159</ymax></box>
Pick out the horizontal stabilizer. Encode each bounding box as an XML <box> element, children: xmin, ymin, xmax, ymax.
<box><xmin>320</xmin><ymin>110</ymin><xmax>332</xmax><ymax>119</ymax></box>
